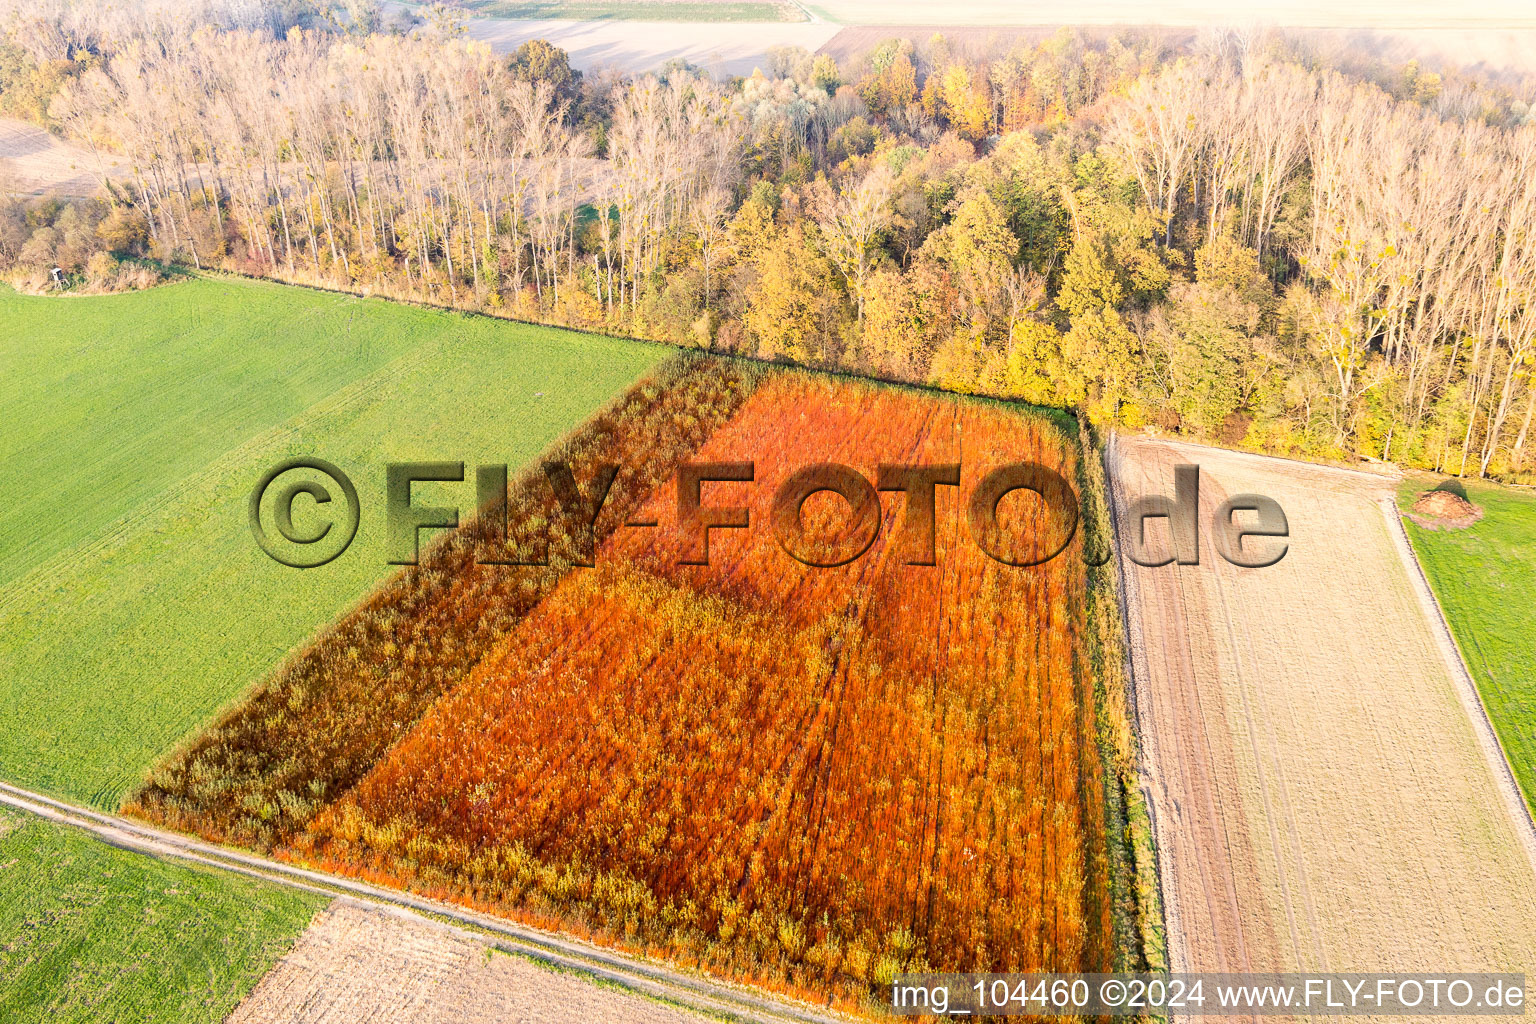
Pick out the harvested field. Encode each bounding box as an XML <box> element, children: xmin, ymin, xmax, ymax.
<box><xmin>0</xmin><ymin>118</ymin><xmax>125</xmax><ymax>197</ymax></box>
<box><xmin>459</xmin><ymin>0</ymin><xmax>802</xmax><ymax>21</ymax></box>
<box><xmin>268</xmin><ymin>370</ymin><xmax>1114</xmax><ymax>1007</ymax></box>
<box><xmin>228</xmin><ymin>900</ymin><xmax>711</xmax><ymax>1024</ymax></box>
<box><xmin>1107</xmin><ymin>435</ymin><xmax>1536</xmax><ymax>992</ymax></box>
<box><xmin>806</xmin><ymin>0</ymin><xmax>1536</xmax><ymax>28</ymax></box>
<box><xmin>454</xmin><ymin>14</ymin><xmax>839</xmax><ymax>74</ymax></box>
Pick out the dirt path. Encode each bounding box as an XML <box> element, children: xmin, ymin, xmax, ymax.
<box><xmin>1107</xmin><ymin>435</ymin><xmax>1536</xmax><ymax>1017</ymax></box>
<box><xmin>0</xmin><ymin>782</ymin><xmax>848</xmax><ymax>1024</ymax></box>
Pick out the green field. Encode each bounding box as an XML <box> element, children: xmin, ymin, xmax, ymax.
<box><xmin>458</xmin><ymin>0</ymin><xmax>796</xmax><ymax>20</ymax></box>
<box><xmin>1400</xmin><ymin>476</ymin><xmax>1536</xmax><ymax>815</ymax></box>
<box><xmin>0</xmin><ymin>806</ymin><xmax>322</xmax><ymax>1022</ymax></box>
<box><xmin>0</xmin><ymin>277</ymin><xmax>662</xmax><ymax>808</ymax></box>
<box><xmin>0</xmin><ymin>281</ymin><xmax>428</xmax><ymax>590</ymax></box>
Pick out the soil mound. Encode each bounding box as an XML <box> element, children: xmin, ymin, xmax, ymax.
<box><xmin>1408</xmin><ymin>488</ymin><xmax>1482</xmax><ymax>529</ymax></box>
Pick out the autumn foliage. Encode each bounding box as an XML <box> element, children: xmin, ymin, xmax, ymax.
<box><xmin>128</xmin><ymin>356</ymin><xmax>763</xmax><ymax>848</ymax></box>
<box><xmin>302</xmin><ymin>372</ymin><xmax>1113</xmax><ymax>1002</ymax></box>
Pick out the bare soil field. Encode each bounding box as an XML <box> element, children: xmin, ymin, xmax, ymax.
<box><xmin>444</xmin><ymin>12</ymin><xmax>839</xmax><ymax>75</ymax></box>
<box><xmin>1107</xmin><ymin>435</ymin><xmax>1536</xmax><ymax>999</ymax></box>
<box><xmin>807</xmin><ymin>0</ymin><xmax>1536</xmax><ymax>29</ymax></box>
<box><xmin>0</xmin><ymin>118</ymin><xmax>125</xmax><ymax>197</ymax></box>
<box><xmin>228</xmin><ymin>900</ymin><xmax>713</xmax><ymax>1024</ymax></box>
<box><xmin>818</xmin><ymin>25</ymin><xmax>1536</xmax><ymax>77</ymax></box>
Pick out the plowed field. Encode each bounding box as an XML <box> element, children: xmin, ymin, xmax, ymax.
<box><xmin>1108</xmin><ymin>435</ymin><xmax>1536</xmax><ymax>1001</ymax></box>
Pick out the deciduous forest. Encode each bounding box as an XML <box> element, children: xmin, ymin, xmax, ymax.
<box><xmin>3</xmin><ymin>0</ymin><xmax>1535</xmax><ymax>477</ymax></box>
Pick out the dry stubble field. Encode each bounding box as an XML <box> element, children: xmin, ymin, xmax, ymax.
<box><xmin>227</xmin><ymin>900</ymin><xmax>711</xmax><ymax>1024</ymax></box>
<box><xmin>1108</xmin><ymin>435</ymin><xmax>1536</xmax><ymax>1005</ymax></box>
<box><xmin>0</xmin><ymin>118</ymin><xmax>127</xmax><ymax>197</ymax></box>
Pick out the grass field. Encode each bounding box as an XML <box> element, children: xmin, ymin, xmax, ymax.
<box><xmin>0</xmin><ymin>806</ymin><xmax>321</xmax><ymax>1023</ymax></box>
<box><xmin>0</xmin><ymin>280</ymin><xmax>428</xmax><ymax>590</ymax></box>
<box><xmin>460</xmin><ymin>0</ymin><xmax>797</xmax><ymax>19</ymax></box>
<box><xmin>0</xmin><ymin>277</ymin><xmax>662</xmax><ymax>808</ymax></box>
<box><xmin>1399</xmin><ymin>476</ymin><xmax>1536</xmax><ymax>815</ymax></box>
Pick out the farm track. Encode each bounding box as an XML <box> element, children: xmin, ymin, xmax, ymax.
<box><xmin>0</xmin><ymin>782</ymin><xmax>852</xmax><ymax>1024</ymax></box>
<box><xmin>1107</xmin><ymin>433</ymin><xmax>1536</xmax><ymax>1019</ymax></box>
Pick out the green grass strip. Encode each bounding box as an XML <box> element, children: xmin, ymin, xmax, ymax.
<box><xmin>1399</xmin><ymin>476</ymin><xmax>1536</xmax><ymax>817</ymax></box>
<box><xmin>0</xmin><ymin>806</ymin><xmax>323</xmax><ymax>1023</ymax></box>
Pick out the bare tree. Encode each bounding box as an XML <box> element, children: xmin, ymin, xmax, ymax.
<box><xmin>814</xmin><ymin>163</ymin><xmax>892</xmax><ymax>325</ymax></box>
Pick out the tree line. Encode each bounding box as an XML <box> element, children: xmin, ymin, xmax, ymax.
<box><xmin>3</xmin><ymin>3</ymin><xmax>1534</xmax><ymax>478</ymax></box>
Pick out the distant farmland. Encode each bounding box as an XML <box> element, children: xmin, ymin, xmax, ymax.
<box><xmin>135</xmin><ymin>365</ymin><xmax>1129</xmax><ymax>1008</ymax></box>
<box><xmin>0</xmin><ymin>278</ymin><xmax>662</xmax><ymax>807</ymax></box>
<box><xmin>459</xmin><ymin>0</ymin><xmax>801</xmax><ymax>19</ymax></box>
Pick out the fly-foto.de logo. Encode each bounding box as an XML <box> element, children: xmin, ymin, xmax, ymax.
<box><xmin>248</xmin><ymin>458</ymin><xmax>1288</xmax><ymax>570</ymax></box>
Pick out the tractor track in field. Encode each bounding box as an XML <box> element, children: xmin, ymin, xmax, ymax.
<box><xmin>0</xmin><ymin>781</ymin><xmax>853</xmax><ymax>1024</ymax></box>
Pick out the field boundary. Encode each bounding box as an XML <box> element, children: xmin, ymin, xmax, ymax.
<box><xmin>174</xmin><ymin>268</ymin><xmax>1085</xmax><ymax>424</ymax></box>
<box><xmin>12</xmin><ymin>270</ymin><xmax>1470</xmax><ymax>494</ymax></box>
<box><xmin>1079</xmin><ymin>421</ymin><xmax>1170</xmax><ymax>982</ymax></box>
<box><xmin>1383</xmin><ymin>499</ymin><xmax>1536</xmax><ymax>870</ymax></box>
<box><xmin>1102</xmin><ymin>431</ymin><xmax>1187</xmax><ymax>977</ymax></box>
<box><xmin>0</xmin><ymin>782</ymin><xmax>852</xmax><ymax>1024</ymax></box>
